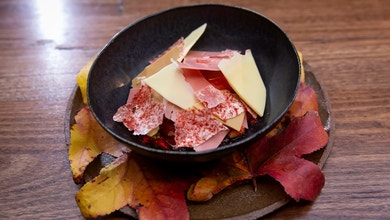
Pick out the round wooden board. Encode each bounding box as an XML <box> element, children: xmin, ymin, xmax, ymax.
<box><xmin>65</xmin><ymin>62</ymin><xmax>335</xmax><ymax>219</ymax></box>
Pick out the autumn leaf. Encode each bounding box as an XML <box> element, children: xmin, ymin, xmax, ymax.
<box><xmin>187</xmin><ymin>110</ymin><xmax>328</xmax><ymax>202</ymax></box>
<box><xmin>69</xmin><ymin>107</ymin><xmax>130</xmax><ymax>184</ymax></box>
<box><xmin>128</xmin><ymin>155</ymin><xmax>194</xmax><ymax>220</ymax></box>
<box><xmin>298</xmin><ymin>51</ymin><xmax>305</xmax><ymax>83</ymax></box>
<box><xmin>287</xmin><ymin>83</ymin><xmax>318</xmax><ymax>118</ymax></box>
<box><xmin>76</xmin><ymin>154</ymin><xmax>132</xmax><ymax>218</ymax></box>
<box><xmin>187</xmin><ymin>151</ymin><xmax>252</xmax><ymax>202</ymax></box>
<box><xmin>246</xmin><ymin>111</ymin><xmax>328</xmax><ymax>201</ymax></box>
<box><xmin>76</xmin><ymin>152</ymin><xmax>194</xmax><ymax>220</ymax></box>
<box><xmin>186</xmin><ymin>82</ymin><xmax>326</xmax><ymax>203</ymax></box>
<box><xmin>266</xmin><ymin>82</ymin><xmax>318</xmax><ymax>137</ymax></box>
<box><xmin>266</xmin><ymin>51</ymin><xmax>312</xmax><ymax>137</ymax></box>
<box><xmin>76</xmin><ymin>57</ymin><xmax>95</xmax><ymax>104</ymax></box>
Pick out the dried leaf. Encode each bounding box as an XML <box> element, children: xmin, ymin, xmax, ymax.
<box><xmin>186</xmin><ymin>80</ymin><xmax>327</xmax><ymax>202</ymax></box>
<box><xmin>76</xmin><ymin>57</ymin><xmax>95</xmax><ymax>104</ymax></box>
<box><xmin>287</xmin><ymin>83</ymin><xmax>318</xmax><ymax>118</ymax></box>
<box><xmin>298</xmin><ymin>51</ymin><xmax>305</xmax><ymax>83</ymax></box>
<box><xmin>69</xmin><ymin>107</ymin><xmax>129</xmax><ymax>184</ymax></box>
<box><xmin>75</xmin><ymin>154</ymin><xmax>132</xmax><ymax>218</ymax></box>
<box><xmin>266</xmin><ymin>82</ymin><xmax>318</xmax><ymax>137</ymax></box>
<box><xmin>128</xmin><ymin>155</ymin><xmax>193</xmax><ymax>220</ymax></box>
<box><xmin>187</xmin><ymin>151</ymin><xmax>252</xmax><ymax>202</ymax></box>
<box><xmin>246</xmin><ymin>111</ymin><xmax>328</xmax><ymax>201</ymax></box>
<box><xmin>76</xmin><ymin>153</ymin><xmax>194</xmax><ymax>219</ymax></box>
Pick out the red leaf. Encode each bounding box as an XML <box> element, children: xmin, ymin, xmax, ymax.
<box><xmin>287</xmin><ymin>83</ymin><xmax>318</xmax><ymax>118</ymax></box>
<box><xmin>260</xmin><ymin>157</ymin><xmax>324</xmax><ymax>201</ymax></box>
<box><xmin>266</xmin><ymin>83</ymin><xmax>318</xmax><ymax>137</ymax></box>
<box><xmin>246</xmin><ymin>111</ymin><xmax>328</xmax><ymax>201</ymax></box>
<box><xmin>128</xmin><ymin>155</ymin><xmax>194</xmax><ymax>220</ymax></box>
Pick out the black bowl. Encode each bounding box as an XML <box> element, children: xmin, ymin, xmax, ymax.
<box><xmin>87</xmin><ymin>4</ymin><xmax>301</xmax><ymax>163</ymax></box>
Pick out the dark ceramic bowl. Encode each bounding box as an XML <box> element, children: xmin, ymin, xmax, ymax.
<box><xmin>87</xmin><ymin>4</ymin><xmax>301</xmax><ymax>163</ymax></box>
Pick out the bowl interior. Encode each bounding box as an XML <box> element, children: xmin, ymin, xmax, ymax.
<box><xmin>87</xmin><ymin>4</ymin><xmax>300</xmax><ymax>162</ymax></box>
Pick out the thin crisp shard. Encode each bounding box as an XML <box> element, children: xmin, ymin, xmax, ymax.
<box><xmin>179</xmin><ymin>23</ymin><xmax>208</xmax><ymax>61</ymax></box>
<box><xmin>218</xmin><ymin>49</ymin><xmax>266</xmax><ymax>117</ymax></box>
<box><xmin>193</xmin><ymin>130</ymin><xmax>229</xmax><ymax>152</ymax></box>
<box><xmin>211</xmin><ymin>90</ymin><xmax>245</xmax><ymax>121</ymax></box>
<box><xmin>113</xmin><ymin>84</ymin><xmax>165</xmax><ymax>135</ymax></box>
<box><xmin>174</xmin><ymin>108</ymin><xmax>228</xmax><ymax>148</ymax></box>
<box><xmin>144</xmin><ymin>63</ymin><xmax>199</xmax><ymax>110</ymax></box>
<box><xmin>132</xmin><ymin>38</ymin><xmax>184</xmax><ymax>88</ymax></box>
<box><xmin>180</xmin><ymin>49</ymin><xmax>238</xmax><ymax>71</ymax></box>
<box><xmin>182</xmin><ymin>68</ymin><xmax>226</xmax><ymax>108</ymax></box>
<box><xmin>132</xmin><ymin>23</ymin><xmax>207</xmax><ymax>88</ymax></box>
<box><xmin>196</xmin><ymin>85</ymin><xmax>227</xmax><ymax>108</ymax></box>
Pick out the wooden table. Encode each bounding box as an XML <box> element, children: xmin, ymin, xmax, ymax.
<box><xmin>0</xmin><ymin>0</ymin><xmax>389</xmax><ymax>219</ymax></box>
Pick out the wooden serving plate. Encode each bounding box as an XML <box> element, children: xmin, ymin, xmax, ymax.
<box><xmin>65</xmin><ymin>63</ymin><xmax>335</xmax><ymax>219</ymax></box>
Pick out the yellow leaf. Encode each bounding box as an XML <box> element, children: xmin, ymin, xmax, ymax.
<box><xmin>75</xmin><ymin>152</ymin><xmax>192</xmax><ymax>219</ymax></box>
<box><xmin>76</xmin><ymin>57</ymin><xmax>95</xmax><ymax>104</ymax></box>
<box><xmin>69</xmin><ymin>107</ymin><xmax>101</xmax><ymax>183</ymax></box>
<box><xmin>75</xmin><ymin>154</ymin><xmax>132</xmax><ymax>218</ymax></box>
<box><xmin>298</xmin><ymin>51</ymin><xmax>305</xmax><ymax>83</ymax></box>
<box><xmin>69</xmin><ymin>107</ymin><xmax>130</xmax><ymax>184</ymax></box>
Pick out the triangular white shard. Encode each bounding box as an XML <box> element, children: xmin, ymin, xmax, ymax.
<box><xmin>218</xmin><ymin>49</ymin><xmax>266</xmax><ymax>117</ymax></box>
<box><xmin>144</xmin><ymin>63</ymin><xmax>198</xmax><ymax>110</ymax></box>
<box><xmin>179</xmin><ymin>23</ymin><xmax>207</xmax><ymax>61</ymax></box>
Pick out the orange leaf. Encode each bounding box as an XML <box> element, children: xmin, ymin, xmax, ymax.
<box><xmin>187</xmin><ymin>151</ymin><xmax>252</xmax><ymax>202</ymax></box>
<box><xmin>69</xmin><ymin>107</ymin><xmax>129</xmax><ymax>184</ymax></box>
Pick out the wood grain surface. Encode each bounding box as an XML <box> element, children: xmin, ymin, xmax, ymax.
<box><xmin>0</xmin><ymin>0</ymin><xmax>389</xmax><ymax>219</ymax></box>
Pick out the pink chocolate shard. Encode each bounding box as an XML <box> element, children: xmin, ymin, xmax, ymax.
<box><xmin>126</xmin><ymin>87</ymin><xmax>140</xmax><ymax>103</ymax></box>
<box><xmin>174</xmin><ymin>108</ymin><xmax>228</xmax><ymax>148</ymax></box>
<box><xmin>163</xmin><ymin>98</ymin><xmax>181</xmax><ymax>122</ymax></box>
<box><xmin>196</xmin><ymin>85</ymin><xmax>227</xmax><ymax>108</ymax></box>
<box><xmin>181</xmin><ymin>68</ymin><xmax>226</xmax><ymax>108</ymax></box>
<box><xmin>211</xmin><ymin>90</ymin><xmax>245</xmax><ymax>121</ymax></box>
<box><xmin>180</xmin><ymin>50</ymin><xmax>238</xmax><ymax>71</ymax></box>
<box><xmin>113</xmin><ymin>84</ymin><xmax>165</xmax><ymax>135</ymax></box>
<box><xmin>193</xmin><ymin>130</ymin><xmax>229</xmax><ymax>152</ymax></box>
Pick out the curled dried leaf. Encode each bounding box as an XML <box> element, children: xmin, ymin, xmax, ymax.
<box><xmin>69</xmin><ymin>107</ymin><xmax>129</xmax><ymax>184</ymax></box>
<box><xmin>187</xmin><ymin>152</ymin><xmax>252</xmax><ymax>202</ymax></box>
